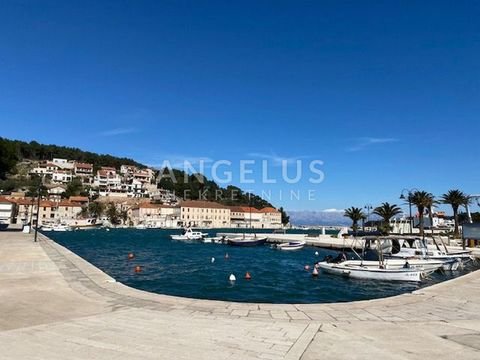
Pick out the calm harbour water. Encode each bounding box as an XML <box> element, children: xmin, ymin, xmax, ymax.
<box><xmin>48</xmin><ymin>228</ymin><xmax>478</xmax><ymax>304</ymax></box>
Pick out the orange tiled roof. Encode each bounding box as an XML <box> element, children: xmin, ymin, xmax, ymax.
<box><xmin>75</xmin><ymin>162</ymin><xmax>93</xmax><ymax>169</ymax></box>
<box><xmin>69</xmin><ymin>196</ymin><xmax>89</xmax><ymax>202</ymax></box>
<box><xmin>180</xmin><ymin>200</ymin><xmax>229</xmax><ymax>209</ymax></box>
<box><xmin>58</xmin><ymin>201</ymin><xmax>82</xmax><ymax>207</ymax></box>
<box><xmin>0</xmin><ymin>196</ymin><xmax>14</xmax><ymax>204</ymax></box>
<box><xmin>229</xmin><ymin>206</ymin><xmax>261</xmax><ymax>213</ymax></box>
<box><xmin>260</xmin><ymin>207</ymin><xmax>279</xmax><ymax>213</ymax></box>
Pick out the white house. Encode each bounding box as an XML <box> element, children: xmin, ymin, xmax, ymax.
<box><xmin>0</xmin><ymin>197</ymin><xmax>15</xmax><ymax>224</ymax></box>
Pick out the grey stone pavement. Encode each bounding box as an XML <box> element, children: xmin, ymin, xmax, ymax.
<box><xmin>0</xmin><ymin>232</ymin><xmax>479</xmax><ymax>359</ymax></box>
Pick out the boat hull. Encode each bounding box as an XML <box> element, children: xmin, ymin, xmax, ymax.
<box><xmin>318</xmin><ymin>262</ymin><xmax>423</xmax><ymax>282</ymax></box>
<box><xmin>275</xmin><ymin>241</ymin><xmax>306</xmax><ymax>251</ymax></box>
<box><xmin>227</xmin><ymin>237</ymin><xmax>267</xmax><ymax>247</ymax></box>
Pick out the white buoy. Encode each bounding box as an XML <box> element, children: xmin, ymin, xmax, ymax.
<box><xmin>312</xmin><ymin>267</ymin><xmax>319</xmax><ymax>277</ymax></box>
<box><xmin>229</xmin><ymin>274</ymin><xmax>236</xmax><ymax>282</ymax></box>
<box><xmin>315</xmin><ymin>251</ymin><xmax>319</xmax><ymax>256</ymax></box>
<box><xmin>211</xmin><ymin>257</ymin><xmax>215</xmax><ymax>263</ymax></box>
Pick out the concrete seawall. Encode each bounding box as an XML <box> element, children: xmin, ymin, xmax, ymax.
<box><xmin>1</xmin><ymin>231</ymin><xmax>479</xmax><ymax>359</ymax></box>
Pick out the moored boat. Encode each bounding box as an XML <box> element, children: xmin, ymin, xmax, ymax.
<box><xmin>274</xmin><ymin>241</ymin><xmax>306</xmax><ymax>251</ymax></box>
<box><xmin>170</xmin><ymin>228</ymin><xmax>204</xmax><ymax>241</ymax></box>
<box><xmin>317</xmin><ymin>262</ymin><xmax>423</xmax><ymax>282</ymax></box>
<box><xmin>226</xmin><ymin>236</ymin><xmax>268</xmax><ymax>247</ymax></box>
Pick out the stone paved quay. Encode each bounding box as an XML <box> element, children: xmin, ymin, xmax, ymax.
<box><xmin>1</xmin><ymin>232</ymin><xmax>479</xmax><ymax>359</ymax></box>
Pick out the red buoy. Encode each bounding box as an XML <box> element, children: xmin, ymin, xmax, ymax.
<box><xmin>128</xmin><ymin>253</ymin><xmax>135</xmax><ymax>260</ymax></box>
<box><xmin>134</xmin><ymin>265</ymin><xmax>142</xmax><ymax>273</ymax></box>
<box><xmin>312</xmin><ymin>267</ymin><xmax>319</xmax><ymax>277</ymax></box>
<box><xmin>245</xmin><ymin>272</ymin><xmax>251</xmax><ymax>280</ymax></box>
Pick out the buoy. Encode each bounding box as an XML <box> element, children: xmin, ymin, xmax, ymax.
<box><xmin>229</xmin><ymin>274</ymin><xmax>236</xmax><ymax>281</ymax></box>
<box><xmin>315</xmin><ymin>251</ymin><xmax>319</xmax><ymax>256</ymax></box>
<box><xmin>225</xmin><ymin>253</ymin><xmax>229</xmax><ymax>260</ymax></box>
<box><xmin>211</xmin><ymin>257</ymin><xmax>215</xmax><ymax>263</ymax></box>
<box><xmin>134</xmin><ymin>265</ymin><xmax>142</xmax><ymax>273</ymax></box>
<box><xmin>304</xmin><ymin>265</ymin><xmax>310</xmax><ymax>271</ymax></box>
<box><xmin>128</xmin><ymin>253</ymin><xmax>135</xmax><ymax>260</ymax></box>
<box><xmin>106</xmin><ymin>228</ymin><xmax>110</xmax><ymax>232</ymax></box>
<box><xmin>312</xmin><ymin>267</ymin><xmax>319</xmax><ymax>277</ymax></box>
<box><xmin>245</xmin><ymin>272</ymin><xmax>251</xmax><ymax>280</ymax></box>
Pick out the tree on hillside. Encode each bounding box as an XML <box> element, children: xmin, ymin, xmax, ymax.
<box><xmin>106</xmin><ymin>203</ymin><xmax>120</xmax><ymax>225</ymax></box>
<box><xmin>63</xmin><ymin>177</ymin><xmax>84</xmax><ymax>198</ymax></box>
<box><xmin>0</xmin><ymin>139</ymin><xmax>18</xmax><ymax>179</ymax></box>
<box><xmin>88</xmin><ymin>202</ymin><xmax>105</xmax><ymax>218</ymax></box>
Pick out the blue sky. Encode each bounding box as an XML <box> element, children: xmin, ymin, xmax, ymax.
<box><xmin>1</xmin><ymin>1</ymin><xmax>479</xmax><ymax>213</ymax></box>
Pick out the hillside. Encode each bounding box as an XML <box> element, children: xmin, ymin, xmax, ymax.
<box><xmin>0</xmin><ymin>137</ymin><xmax>143</xmax><ymax>179</ymax></box>
<box><xmin>0</xmin><ymin>137</ymin><xmax>274</xmax><ymax>209</ymax></box>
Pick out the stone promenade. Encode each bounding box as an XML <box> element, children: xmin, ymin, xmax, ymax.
<box><xmin>0</xmin><ymin>231</ymin><xmax>479</xmax><ymax>359</ymax></box>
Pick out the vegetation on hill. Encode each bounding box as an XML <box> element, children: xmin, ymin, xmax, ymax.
<box><xmin>0</xmin><ymin>137</ymin><xmax>143</xmax><ymax>179</ymax></box>
<box><xmin>157</xmin><ymin>168</ymin><xmax>274</xmax><ymax>209</ymax></box>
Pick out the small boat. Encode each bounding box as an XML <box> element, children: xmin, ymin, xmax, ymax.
<box><xmin>226</xmin><ymin>235</ymin><xmax>268</xmax><ymax>247</ymax></box>
<box><xmin>202</xmin><ymin>236</ymin><xmax>224</xmax><ymax>244</ymax></box>
<box><xmin>52</xmin><ymin>224</ymin><xmax>72</xmax><ymax>232</ymax></box>
<box><xmin>322</xmin><ymin>259</ymin><xmax>444</xmax><ymax>275</ymax></box>
<box><xmin>135</xmin><ymin>224</ymin><xmax>147</xmax><ymax>230</ymax></box>
<box><xmin>40</xmin><ymin>225</ymin><xmax>53</xmax><ymax>232</ymax></box>
<box><xmin>274</xmin><ymin>241</ymin><xmax>306</xmax><ymax>251</ymax></box>
<box><xmin>170</xmin><ymin>228</ymin><xmax>204</xmax><ymax>241</ymax></box>
<box><xmin>317</xmin><ymin>262</ymin><xmax>424</xmax><ymax>282</ymax></box>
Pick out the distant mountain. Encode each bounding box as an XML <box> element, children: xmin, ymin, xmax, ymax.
<box><xmin>288</xmin><ymin>210</ymin><xmax>351</xmax><ymax>226</ymax></box>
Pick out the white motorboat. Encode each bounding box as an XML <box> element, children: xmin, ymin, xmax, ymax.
<box><xmin>52</xmin><ymin>224</ymin><xmax>72</xmax><ymax>232</ymax></box>
<box><xmin>317</xmin><ymin>262</ymin><xmax>423</xmax><ymax>282</ymax></box>
<box><xmin>274</xmin><ymin>241</ymin><xmax>306</xmax><ymax>251</ymax></box>
<box><xmin>135</xmin><ymin>224</ymin><xmax>147</xmax><ymax>230</ymax></box>
<box><xmin>324</xmin><ymin>259</ymin><xmax>444</xmax><ymax>275</ymax></box>
<box><xmin>40</xmin><ymin>225</ymin><xmax>53</xmax><ymax>231</ymax></box>
<box><xmin>170</xmin><ymin>228</ymin><xmax>204</xmax><ymax>241</ymax></box>
<box><xmin>385</xmin><ymin>237</ymin><xmax>474</xmax><ymax>270</ymax></box>
<box><xmin>202</xmin><ymin>236</ymin><xmax>223</xmax><ymax>244</ymax></box>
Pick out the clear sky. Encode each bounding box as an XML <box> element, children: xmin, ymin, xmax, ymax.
<box><xmin>1</xmin><ymin>1</ymin><xmax>479</xmax><ymax>212</ymax></box>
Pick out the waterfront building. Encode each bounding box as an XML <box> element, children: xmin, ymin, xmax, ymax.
<box><xmin>130</xmin><ymin>203</ymin><xmax>181</xmax><ymax>228</ymax></box>
<box><xmin>229</xmin><ymin>206</ymin><xmax>263</xmax><ymax>228</ymax></box>
<box><xmin>180</xmin><ymin>200</ymin><xmax>231</xmax><ymax>228</ymax></box>
<box><xmin>0</xmin><ymin>197</ymin><xmax>15</xmax><ymax>224</ymax></box>
<box><xmin>259</xmin><ymin>207</ymin><xmax>282</xmax><ymax>228</ymax></box>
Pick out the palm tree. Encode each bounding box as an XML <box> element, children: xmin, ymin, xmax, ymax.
<box><xmin>344</xmin><ymin>207</ymin><xmax>365</xmax><ymax>235</ymax></box>
<box><xmin>441</xmin><ymin>189</ymin><xmax>469</xmax><ymax>238</ymax></box>
<box><xmin>373</xmin><ymin>202</ymin><xmax>402</xmax><ymax>234</ymax></box>
<box><xmin>410</xmin><ymin>191</ymin><xmax>435</xmax><ymax>236</ymax></box>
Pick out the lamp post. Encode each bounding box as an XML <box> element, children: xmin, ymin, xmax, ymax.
<box><xmin>364</xmin><ymin>204</ymin><xmax>372</xmax><ymax>232</ymax></box>
<box><xmin>34</xmin><ymin>176</ymin><xmax>44</xmax><ymax>242</ymax></box>
<box><xmin>399</xmin><ymin>188</ymin><xmax>418</xmax><ymax>235</ymax></box>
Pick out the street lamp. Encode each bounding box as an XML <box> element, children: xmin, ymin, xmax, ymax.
<box><xmin>399</xmin><ymin>188</ymin><xmax>418</xmax><ymax>235</ymax></box>
<box><xmin>364</xmin><ymin>204</ymin><xmax>373</xmax><ymax>231</ymax></box>
<box><xmin>34</xmin><ymin>175</ymin><xmax>44</xmax><ymax>242</ymax></box>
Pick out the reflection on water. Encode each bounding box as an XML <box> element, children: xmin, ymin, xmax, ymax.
<box><xmin>48</xmin><ymin>228</ymin><xmax>479</xmax><ymax>304</ymax></box>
